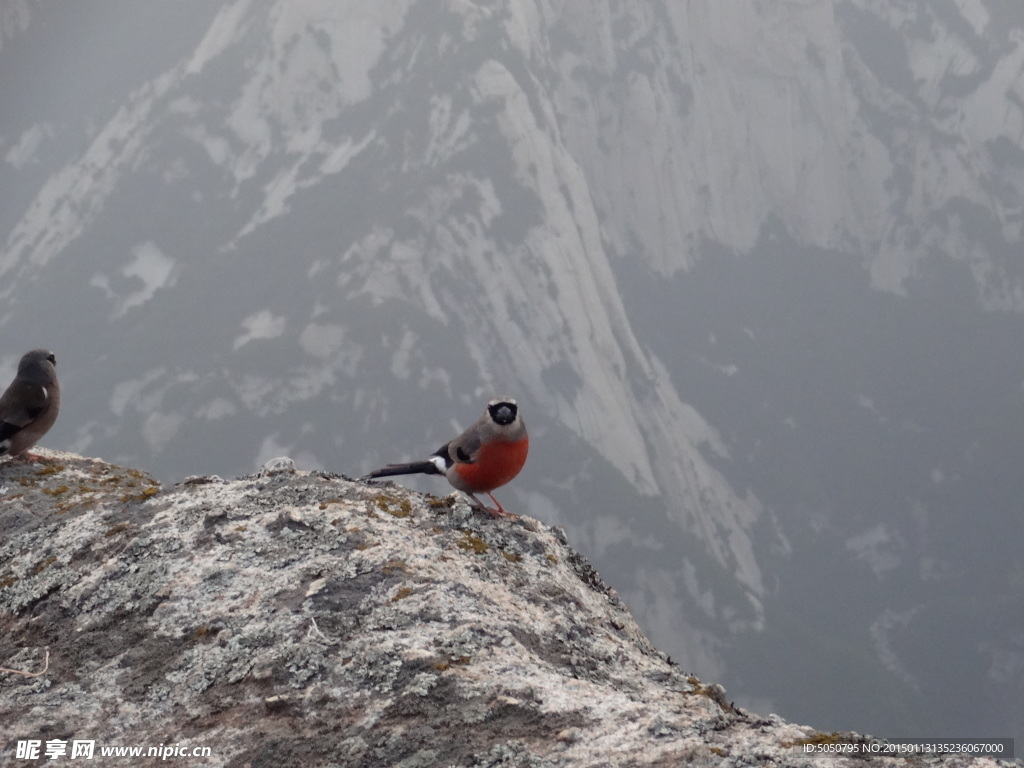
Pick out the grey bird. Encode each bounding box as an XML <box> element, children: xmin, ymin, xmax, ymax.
<box><xmin>364</xmin><ymin>398</ymin><xmax>528</xmax><ymax>517</ymax></box>
<box><xmin>0</xmin><ymin>349</ymin><xmax>60</xmax><ymax>459</ymax></box>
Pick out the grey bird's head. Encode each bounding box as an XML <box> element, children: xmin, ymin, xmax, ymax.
<box><xmin>18</xmin><ymin>349</ymin><xmax>57</xmax><ymax>384</ymax></box>
<box><xmin>487</xmin><ymin>398</ymin><xmax>518</xmax><ymax>426</ymax></box>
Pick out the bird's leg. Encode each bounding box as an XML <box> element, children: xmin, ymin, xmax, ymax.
<box><xmin>485</xmin><ymin>491</ymin><xmax>518</xmax><ymax>518</ymax></box>
<box><xmin>465</xmin><ymin>492</ymin><xmax>488</xmax><ymax>513</ymax></box>
<box><xmin>464</xmin><ymin>492</ymin><xmax>514</xmax><ymax>518</ymax></box>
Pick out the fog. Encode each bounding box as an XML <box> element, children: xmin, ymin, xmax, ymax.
<box><xmin>2</xmin><ymin>0</ymin><xmax>1022</xmax><ymax>743</ymax></box>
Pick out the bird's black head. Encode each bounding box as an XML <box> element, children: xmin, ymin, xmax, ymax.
<box><xmin>487</xmin><ymin>398</ymin><xmax>518</xmax><ymax>426</ymax></box>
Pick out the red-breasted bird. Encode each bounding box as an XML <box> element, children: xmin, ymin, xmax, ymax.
<box><xmin>0</xmin><ymin>349</ymin><xmax>60</xmax><ymax>459</ymax></box>
<box><xmin>364</xmin><ymin>397</ymin><xmax>528</xmax><ymax>517</ymax></box>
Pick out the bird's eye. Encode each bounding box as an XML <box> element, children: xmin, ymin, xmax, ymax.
<box><xmin>47</xmin><ymin>354</ymin><xmax>56</xmax><ymax>366</ymax></box>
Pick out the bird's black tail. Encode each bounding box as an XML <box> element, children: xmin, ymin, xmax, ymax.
<box><xmin>363</xmin><ymin>460</ymin><xmax>442</xmax><ymax>481</ymax></box>
<box><xmin>0</xmin><ymin>421</ymin><xmax>22</xmax><ymax>455</ymax></box>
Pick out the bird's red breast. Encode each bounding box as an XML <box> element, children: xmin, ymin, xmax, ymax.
<box><xmin>451</xmin><ymin>435</ymin><xmax>529</xmax><ymax>493</ymax></box>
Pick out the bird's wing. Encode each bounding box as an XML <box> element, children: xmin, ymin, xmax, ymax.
<box><xmin>445</xmin><ymin>423</ymin><xmax>483</xmax><ymax>465</ymax></box>
<box><xmin>0</xmin><ymin>379</ymin><xmax>49</xmax><ymax>429</ymax></box>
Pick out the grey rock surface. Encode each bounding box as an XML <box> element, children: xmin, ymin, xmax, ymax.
<box><xmin>0</xmin><ymin>451</ymin><xmax>1012</xmax><ymax>767</ymax></box>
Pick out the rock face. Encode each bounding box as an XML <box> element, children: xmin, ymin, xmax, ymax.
<box><xmin>0</xmin><ymin>452</ymin><xmax>1010</xmax><ymax>767</ymax></box>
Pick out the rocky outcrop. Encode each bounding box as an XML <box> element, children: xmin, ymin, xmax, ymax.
<box><xmin>0</xmin><ymin>452</ymin><xmax>1010</xmax><ymax>766</ymax></box>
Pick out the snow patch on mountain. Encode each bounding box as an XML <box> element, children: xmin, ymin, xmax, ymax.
<box><xmin>233</xmin><ymin>309</ymin><xmax>287</xmax><ymax>350</ymax></box>
<box><xmin>185</xmin><ymin>0</ymin><xmax>253</xmax><ymax>76</ymax></box>
<box><xmin>4</xmin><ymin>123</ymin><xmax>51</xmax><ymax>169</ymax></box>
<box><xmin>90</xmin><ymin>241</ymin><xmax>177</xmax><ymax>319</ymax></box>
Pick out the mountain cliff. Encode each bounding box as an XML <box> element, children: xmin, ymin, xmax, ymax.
<box><xmin>0</xmin><ymin>452</ymin><xmax>1011</xmax><ymax>767</ymax></box>
<box><xmin>2</xmin><ymin>0</ymin><xmax>1023</xmax><ymax>741</ymax></box>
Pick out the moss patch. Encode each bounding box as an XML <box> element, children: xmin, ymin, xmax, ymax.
<box><xmin>427</xmin><ymin>496</ymin><xmax>455</xmax><ymax>512</ymax></box>
<box><xmin>373</xmin><ymin>493</ymin><xmax>413</xmax><ymax>518</ymax></box>
<box><xmin>31</xmin><ymin>556</ymin><xmax>58</xmax><ymax>574</ymax></box>
<box><xmin>392</xmin><ymin>587</ymin><xmax>414</xmax><ymax>602</ymax></box>
<box><xmin>787</xmin><ymin>732</ymin><xmax>842</xmax><ymax>747</ymax></box>
<box><xmin>431</xmin><ymin>655</ymin><xmax>471</xmax><ymax>671</ymax></box>
<box><xmin>686</xmin><ymin>676</ymin><xmax>736</xmax><ymax>714</ymax></box>
<box><xmin>456</xmin><ymin>532</ymin><xmax>488</xmax><ymax>555</ymax></box>
<box><xmin>121</xmin><ymin>486</ymin><xmax>159</xmax><ymax>503</ymax></box>
<box><xmin>104</xmin><ymin>522</ymin><xmax>133</xmax><ymax>538</ymax></box>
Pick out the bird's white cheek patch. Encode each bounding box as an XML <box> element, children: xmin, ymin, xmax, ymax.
<box><xmin>430</xmin><ymin>456</ymin><xmax>448</xmax><ymax>473</ymax></box>
<box><xmin>41</xmin><ymin>387</ymin><xmax>48</xmax><ymax>401</ymax></box>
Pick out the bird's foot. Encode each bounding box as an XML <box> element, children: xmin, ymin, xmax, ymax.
<box><xmin>479</xmin><ymin>504</ymin><xmax>517</xmax><ymax>519</ymax></box>
<box><xmin>465</xmin><ymin>492</ymin><xmax>519</xmax><ymax>519</ymax></box>
<box><xmin>19</xmin><ymin>452</ymin><xmax>54</xmax><ymax>463</ymax></box>
<box><xmin>484</xmin><ymin>492</ymin><xmax>518</xmax><ymax>519</ymax></box>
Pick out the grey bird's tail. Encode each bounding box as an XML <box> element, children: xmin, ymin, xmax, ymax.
<box><xmin>363</xmin><ymin>460</ymin><xmax>442</xmax><ymax>481</ymax></box>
